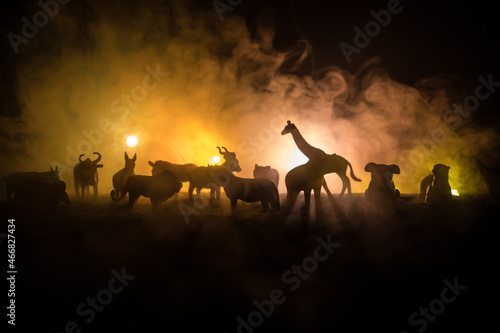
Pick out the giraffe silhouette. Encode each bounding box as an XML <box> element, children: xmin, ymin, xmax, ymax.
<box><xmin>281</xmin><ymin>120</ymin><xmax>361</xmax><ymax>214</ymax></box>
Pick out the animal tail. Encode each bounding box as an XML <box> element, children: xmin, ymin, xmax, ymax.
<box><xmin>348</xmin><ymin>162</ymin><xmax>361</xmax><ymax>182</ymax></box>
<box><xmin>110</xmin><ymin>189</ymin><xmax>127</xmax><ymax>201</ymax></box>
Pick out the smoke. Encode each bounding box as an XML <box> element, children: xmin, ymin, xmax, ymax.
<box><xmin>0</xmin><ymin>0</ymin><xmax>497</xmax><ymax>199</ymax></box>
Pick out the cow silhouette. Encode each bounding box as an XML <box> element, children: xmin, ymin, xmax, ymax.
<box><xmin>74</xmin><ymin>152</ymin><xmax>103</xmax><ymax>198</ymax></box>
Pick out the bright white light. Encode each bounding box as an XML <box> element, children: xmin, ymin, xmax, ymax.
<box><xmin>291</xmin><ymin>150</ymin><xmax>308</xmax><ymax>167</ymax></box>
<box><xmin>210</xmin><ymin>156</ymin><xmax>220</xmax><ymax>164</ymax></box>
<box><xmin>451</xmin><ymin>189</ymin><xmax>459</xmax><ymax>196</ymax></box>
<box><xmin>126</xmin><ymin>135</ymin><xmax>138</xmax><ymax>147</ymax></box>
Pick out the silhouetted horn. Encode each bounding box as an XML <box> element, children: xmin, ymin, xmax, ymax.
<box><xmin>78</xmin><ymin>154</ymin><xmax>85</xmax><ymax>163</ymax></box>
<box><xmin>93</xmin><ymin>152</ymin><xmax>102</xmax><ymax>164</ymax></box>
<box><xmin>222</xmin><ymin>147</ymin><xmax>229</xmax><ymax>153</ymax></box>
<box><xmin>217</xmin><ymin>146</ymin><xmax>223</xmax><ymax>155</ymax></box>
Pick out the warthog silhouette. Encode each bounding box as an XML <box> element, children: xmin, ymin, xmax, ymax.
<box><xmin>253</xmin><ymin>164</ymin><xmax>279</xmax><ymax>188</ymax></box>
<box><xmin>3</xmin><ymin>167</ymin><xmax>60</xmax><ymax>200</ymax></box>
<box><xmin>113</xmin><ymin>170</ymin><xmax>182</xmax><ymax>211</ymax></box>
<box><xmin>74</xmin><ymin>152</ymin><xmax>103</xmax><ymax>198</ymax></box>
<box><xmin>110</xmin><ymin>152</ymin><xmax>137</xmax><ymax>201</ymax></box>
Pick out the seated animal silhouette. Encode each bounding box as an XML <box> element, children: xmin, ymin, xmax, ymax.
<box><xmin>148</xmin><ymin>160</ymin><xmax>197</xmax><ymax>182</ymax></box>
<box><xmin>14</xmin><ymin>179</ymin><xmax>71</xmax><ymax>208</ymax></box>
<box><xmin>3</xmin><ymin>167</ymin><xmax>60</xmax><ymax>200</ymax></box>
<box><xmin>418</xmin><ymin>164</ymin><xmax>452</xmax><ymax>204</ymax></box>
<box><xmin>364</xmin><ymin>162</ymin><xmax>401</xmax><ymax>204</ymax></box>
<box><xmin>113</xmin><ymin>170</ymin><xmax>182</xmax><ymax>211</ymax></box>
<box><xmin>110</xmin><ymin>152</ymin><xmax>137</xmax><ymax>201</ymax></box>
<box><xmin>188</xmin><ymin>147</ymin><xmax>241</xmax><ymax>205</ymax></box>
<box><xmin>212</xmin><ymin>165</ymin><xmax>280</xmax><ymax>214</ymax></box>
<box><xmin>74</xmin><ymin>152</ymin><xmax>103</xmax><ymax>198</ymax></box>
<box><xmin>253</xmin><ymin>164</ymin><xmax>279</xmax><ymax>188</ymax></box>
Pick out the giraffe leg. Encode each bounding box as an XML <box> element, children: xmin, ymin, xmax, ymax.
<box><xmin>313</xmin><ymin>186</ymin><xmax>323</xmax><ymax>219</ymax></box>
<box><xmin>286</xmin><ymin>190</ymin><xmax>300</xmax><ymax>213</ymax></box>
<box><xmin>339</xmin><ymin>174</ymin><xmax>351</xmax><ymax>197</ymax></box>
<box><xmin>303</xmin><ymin>190</ymin><xmax>311</xmax><ymax>210</ymax></box>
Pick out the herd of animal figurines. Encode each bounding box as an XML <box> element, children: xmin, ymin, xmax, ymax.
<box><xmin>2</xmin><ymin>121</ymin><xmax>453</xmax><ymax>213</ymax></box>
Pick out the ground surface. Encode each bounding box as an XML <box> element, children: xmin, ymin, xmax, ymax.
<box><xmin>1</xmin><ymin>191</ymin><xmax>499</xmax><ymax>332</ymax></box>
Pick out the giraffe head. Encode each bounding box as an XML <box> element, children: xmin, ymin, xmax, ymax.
<box><xmin>281</xmin><ymin>120</ymin><xmax>297</xmax><ymax>135</ymax></box>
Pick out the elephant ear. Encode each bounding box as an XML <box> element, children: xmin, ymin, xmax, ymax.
<box><xmin>388</xmin><ymin>164</ymin><xmax>401</xmax><ymax>174</ymax></box>
<box><xmin>364</xmin><ymin>162</ymin><xmax>376</xmax><ymax>172</ymax></box>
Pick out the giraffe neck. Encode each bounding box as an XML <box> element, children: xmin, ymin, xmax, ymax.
<box><xmin>290</xmin><ymin>129</ymin><xmax>324</xmax><ymax>160</ymax></box>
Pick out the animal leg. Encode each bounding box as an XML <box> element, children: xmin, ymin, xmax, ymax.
<box><xmin>286</xmin><ymin>190</ymin><xmax>300</xmax><ymax>213</ymax></box>
<box><xmin>209</xmin><ymin>188</ymin><xmax>215</xmax><ymax>206</ymax></box>
<box><xmin>214</xmin><ymin>188</ymin><xmax>221</xmax><ymax>207</ymax></box>
<box><xmin>128</xmin><ymin>193</ymin><xmax>140</xmax><ymax>209</ymax></box>
<box><xmin>150</xmin><ymin>199</ymin><xmax>161</xmax><ymax>212</ymax></box>
<box><xmin>196</xmin><ymin>188</ymin><xmax>201</xmax><ymax>201</ymax></box>
<box><xmin>188</xmin><ymin>183</ymin><xmax>195</xmax><ymax>202</ymax></box>
<box><xmin>339</xmin><ymin>174</ymin><xmax>351</xmax><ymax>197</ymax></box>
<box><xmin>230</xmin><ymin>198</ymin><xmax>238</xmax><ymax>214</ymax></box>
<box><xmin>303</xmin><ymin>190</ymin><xmax>311</xmax><ymax>210</ymax></box>
<box><xmin>93</xmin><ymin>185</ymin><xmax>98</xmax><ymax>199</ymax></box>
<box><xmin>313</xmin><ymin>187</ymin><xmax>323</xmax><ymax>218</ymax></box>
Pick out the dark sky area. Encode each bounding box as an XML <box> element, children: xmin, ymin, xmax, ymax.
<box><xmin>3</xmin><ymin>1</ymin><xmax>499</xmax><ymax>70</ymax></box>
<box><xmin>1</xmin><ymin>0</ymin><xmax>499</xmax><ymax>112</ymax></box>
<box><xmin>269</xmin><ymin>0</ymin><xmax>499</xmax><ymax>84</ymax></box>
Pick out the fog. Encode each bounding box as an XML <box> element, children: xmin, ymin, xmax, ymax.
<box><xmin>1</xmin><ymin>0</ymin><xmax>497</xmax><ymax>199</ymax></box>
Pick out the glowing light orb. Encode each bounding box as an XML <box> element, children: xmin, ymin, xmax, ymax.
<box><xmin>126</xmin><ymin>135</ymin><xmax>138</xmax><ymax>147</ymax></box>
<box><xmin>451</xmin><ymin>189</ymin><xmax>459</xmax><ymax>196</ymax></box>
<box><xmin>210</xmin><ymin>156</ymin><xmax>221</xmax><ymax>164</ymax></box>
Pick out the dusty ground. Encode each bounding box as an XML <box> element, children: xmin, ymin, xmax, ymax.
<box><xmin>1</xmin><ymin>191</ymin><xmax>499</xmax><ymax>332</ymax></box>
